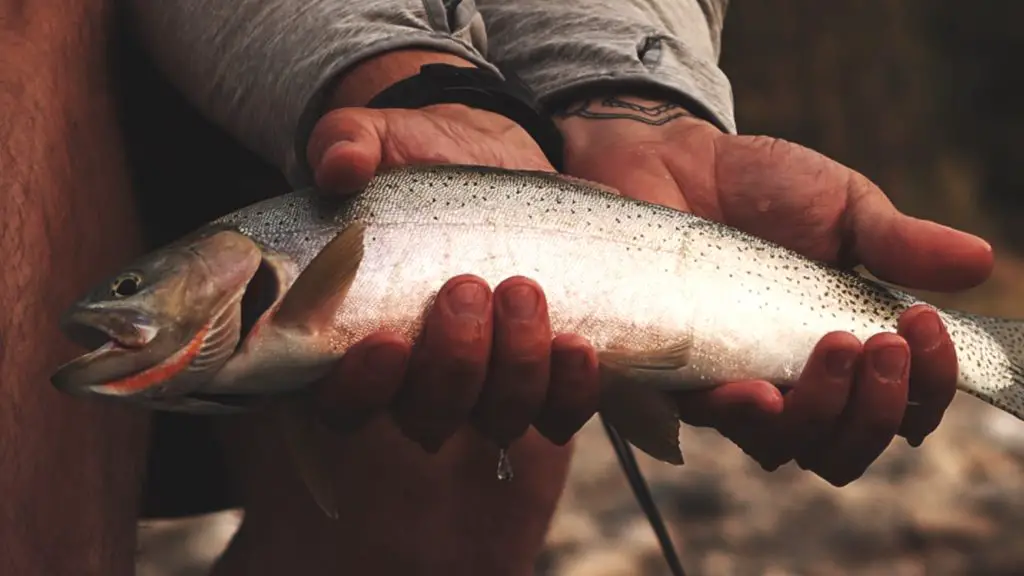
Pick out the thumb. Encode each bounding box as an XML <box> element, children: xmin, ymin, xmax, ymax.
<box><xmin>306</xmin><ymin>108</ymin><xmax>386</xmax><ymax>196</ymax></box>
<box><xmin>845</xmin><ymin>174</ymin><xmax>994</xmax><ymax>292</ymax></box>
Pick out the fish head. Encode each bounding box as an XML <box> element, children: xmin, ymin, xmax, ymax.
<box><xmin>51</xmin><ymin>227</ymin><xmax>264</xmax><ymax>399</ymax></box>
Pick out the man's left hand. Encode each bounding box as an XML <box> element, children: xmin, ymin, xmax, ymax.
<box><xmin>555</xmin><ymin>95</ymin><xmax>992</xmax><ymax>486</ymax></box>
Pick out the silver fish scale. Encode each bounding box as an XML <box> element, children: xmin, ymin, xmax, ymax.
<box><xmin>214</xmin><ymin>165</ymin><xmax>1024</xmax><ymax>419</ymax></box>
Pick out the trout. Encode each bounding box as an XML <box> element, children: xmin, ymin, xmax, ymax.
<box><xmin>51</xmin><ymin>165</ymin><xmax>1024</xmax><ymax>513</ymax></box>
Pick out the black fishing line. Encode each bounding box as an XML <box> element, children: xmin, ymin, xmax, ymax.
<box><xmin>600</xmin><ymin>416</ymin><xmax>687</xmax><ymax>576</ymax></box>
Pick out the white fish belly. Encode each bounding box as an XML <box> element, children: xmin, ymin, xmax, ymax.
<box><xmin>333</xmin><ymin>223</ymin><xmax>696</xmax><ymax>360</ymax></box>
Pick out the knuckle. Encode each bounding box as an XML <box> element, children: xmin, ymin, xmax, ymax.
<box><xmin>484</xmin><ymin>366</ymin><xmax>547</xmax><ymax>401</ymax></box>
<box><xmin>429</xmin><ymin>319</ymin><xmax>490</xmax><ymax>357</ymax></box>
<box><xmin>444</xmin><ymin>354</ymin><xmax>488</xmax><ymax>385</ymax></box>
<box><xmin>445</xmin><ymin>332</ymin><xmax>488</xmax><ymax>360</ymax></box>
<box><xmin>492</xmin><ymin>359</ymin><xmax>548</xmax><ymax>388</ymax></box>
<box><xmin>495</xmin><ymin>335</ymin><xmax>549</xmax><ymax>365</ymax></box>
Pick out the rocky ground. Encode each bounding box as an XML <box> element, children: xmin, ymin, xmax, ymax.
<box><xmin>137</xmin><ymin>256</ymin><xmax>1024</xmax><ymax>576</ymax></box>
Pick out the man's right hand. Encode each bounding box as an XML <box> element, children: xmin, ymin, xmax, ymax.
<box><xmin>304</xmin><ymin>52</ymin><xmax>599</xmax><ymax>453</ymax></box>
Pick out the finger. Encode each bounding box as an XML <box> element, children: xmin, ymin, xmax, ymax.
<box><xmin>814</xmin><ymin>333</ymin><xmax>910</xmax><ymax>486</ymax></box>
<box><xmin>844</xmin><ymin>173</ymin><xmax>993</xmax><ymax>291</ymax></box>
<box><xmin>897</xmin><ymin>305</ymin><xmax>958</xmax><ymax>445</ymax></box>
<box><xmin>392</xmin><ymin>275</ymin><xmax>493</xmax><ymax>452</ymax></box>
<box><xmin>675</xmin><ymin>380</ymin><xmax>785</xmax><ymax>466</ymax></box>
<box><xmin>470</xmin><ymin>277</ymin><xmax>552</xmax><ymax>446</ymax></box>
<box><xmin>313</xmin><ymin>332</ymin><xmax>410</xmax><ymax>434</ymax></box>
<box><xmin>763</xmin><ymin>332</ymin><xmax>861</xmax><ymax>472</ymax></box>
<box><xmin>534</xmin><ymin>333</ymin><xmax>600</xmax><ymax>445</ymax></box>
<box><xmin>674</xmin><ymin>380</ymin><xmax>783</xmax><ymax>428</ymax></box>
<box><xmin>306</xmin><ymin>108</ymin><xmax>385</xmax><ymax>195</ymax></box>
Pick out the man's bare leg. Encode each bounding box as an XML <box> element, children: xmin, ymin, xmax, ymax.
<box><xmin>0</xmin><ymin>2</ymin><xmax>149</xmax><ymax>574</ymax></box>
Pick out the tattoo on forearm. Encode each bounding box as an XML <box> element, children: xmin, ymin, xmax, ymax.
<box><xmin>555</xmin><ymin>97</ymin><xmax>694</xmax><ymax>126</ymax></box>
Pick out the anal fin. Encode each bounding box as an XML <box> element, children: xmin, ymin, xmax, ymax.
<box><xmin>597</xmin><ymin>344</ymin><xmax>689</xmax><ymax>466</ymax></box>
<box><xmin>599</xmin><ymin>371</ymin><xmax>684</xmax><ymax>465</ymax></box>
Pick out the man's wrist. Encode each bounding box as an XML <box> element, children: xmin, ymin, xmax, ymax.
<box><xmin>552</xmin><ymin>94</ymin><xmax>721</xmax><ymax>132</ymax></box>
<box><xmin>326</xmin><ymin>49</ymin><xmax>478</xmax><ymax>109</ymax></box>
<box><xmin>553</xmin><ymin>94</ymin><xmax>719</xmax><ymax>153</ymax></box>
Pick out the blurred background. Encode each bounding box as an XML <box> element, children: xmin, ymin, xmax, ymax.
<box><xmin>127</xmin><ymin>1</ymin><xmax>1024</xmax><ymax>575</ymax></box>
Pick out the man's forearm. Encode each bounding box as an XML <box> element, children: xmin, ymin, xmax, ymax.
<box><xmin>476</xmin><ymin>0</ymin><xmax>737</xmax><ymax>134</ymax></box>
<box><xmin>128</xmin><ymin>0</ymin><xmax>495</xmax><ymax>186</ymax></box>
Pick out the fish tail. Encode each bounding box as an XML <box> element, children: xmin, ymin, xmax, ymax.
<box><xmin>947</xmin><ymin>311</ymin><xmax>1024</xmax><ymax>420</ymax></box>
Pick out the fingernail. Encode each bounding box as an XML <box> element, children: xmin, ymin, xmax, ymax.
<box><xmin>871</xmin><ymin>344</ymin><xmax>908</xmax><ymax>381</ymax></box>
<box><xmin>363</xmin><ymin>343</ymin><xmax>408</xmax><ymax>374</ymax></box>
<box><xmin>909</xmin><ymin>311</ymin><xmax>943</xmax><ymax>352</ymax></box>
<box><xmin>825</xmin><ymin>349</ymin><xmax>857</xmax><ymax>379</ymax></box>
<box><xmin>502</xmin><ymin>284</ymin><xmax>540</xmax><ymax>320</ymax></box>
<box><xmin>447</xmin><ymin>281</ymin><xmax>488</xmax><ymax>317</ymax></box>
<box><xmin>317</xmin><ymin>140</ymin><xmax>351</xmax><ymax>171</ymax></box>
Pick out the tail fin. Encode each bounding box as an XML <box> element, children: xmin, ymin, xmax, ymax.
<box><xmin>945</xmin><ymin>311</ymin><xmax>1024</xmax><ymax>420</ymax></box>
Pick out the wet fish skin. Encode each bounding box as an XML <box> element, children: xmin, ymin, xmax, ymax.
<box><xmin>52</xmin><ymin>165</ymin><xmax>1024</xmax><ymax>464</ymax></box>
<box><xmin>209</xmin><ymin>165</ymin><xmax>1024</xmax><ymax>420</ymax></box>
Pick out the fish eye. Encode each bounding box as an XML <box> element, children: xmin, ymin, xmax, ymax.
<box><xmin>111</xmin><ymin>273</ymin><xmax>142</xmax><ymax>298</ymax></box>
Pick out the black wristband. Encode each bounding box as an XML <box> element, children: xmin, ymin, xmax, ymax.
<box><xmin>365</xmin><ymin>64</ymin><xmax>564</xmax><ymax>171</ymax></box>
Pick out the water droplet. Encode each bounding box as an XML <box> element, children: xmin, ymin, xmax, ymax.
<box><xmin>496</xmin><ymin>448</ymin><xmax>514</xmax><ymax>482</ymax></box>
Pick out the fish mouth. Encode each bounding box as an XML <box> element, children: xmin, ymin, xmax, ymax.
<box><xmin>51</xmin><ymin>307</ymin><xmax>164</xmax><ymax>395</ymax></box>
<box><xmin>61</xmin><ymin>307</ymin><xmax>159</xmax><ymax>350</ymax></box>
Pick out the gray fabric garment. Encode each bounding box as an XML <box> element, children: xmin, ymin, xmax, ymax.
<box><xmin>128</xmin><ymin>0</ymin><xmax>495</xmax><ymax>184</ymax></box>
<box><xmin>478</xmin><ymin>0</ymin><xmax>735</xmax><ymax>133</ymax></box>
<box><xmin>128</xmin><ymin>0</ymin><xmax>734</xmax><ymax>186</ymax></box>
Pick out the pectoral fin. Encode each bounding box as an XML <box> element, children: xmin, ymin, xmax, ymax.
<box><xmin>273</xmin><ymin>222</ymin><xmax>366</xmax><ymax>332</ymax></box>
<box><xmin>275</xmin><ymin>396</ymin><xmax>339</xmax><ymax>519</ymax></box>
<box><xmin>597</xmin><ymin>344</ymin><xmax>690</xmax><ymax>466</ymax></box>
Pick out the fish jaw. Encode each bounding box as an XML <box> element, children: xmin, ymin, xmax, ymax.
<box><xmin>51</xmin><ymin>304</ymin><xmax>168</xmax><ymax>396</ymax></box>
<box><xmin>84</xmin><ymin>317</ymin><xmax>215</xmax><ymax>397</ymax></box>
<box><xmin>51</xmin><ymin>293</ymin><xmax>244</xmax><ymax>399</ymax></box>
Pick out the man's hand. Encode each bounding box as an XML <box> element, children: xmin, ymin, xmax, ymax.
<box><xmin>305</xmin><ymin>51</ymin><xmax>598</xmax><ymax>451</ymax></box>
<box><xmin>555</xmin><ymin>95</ymin><xmax>993</xmax><ymax>486</ymax></box>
